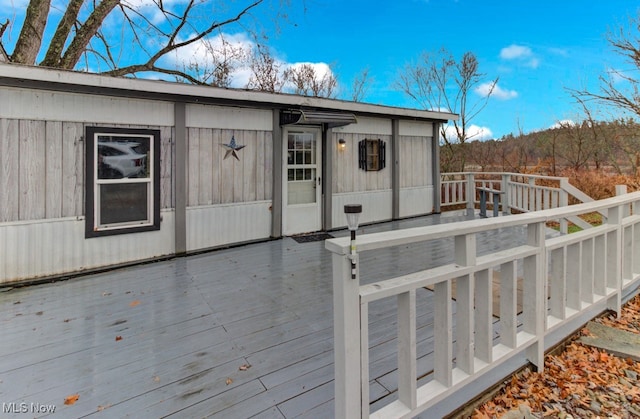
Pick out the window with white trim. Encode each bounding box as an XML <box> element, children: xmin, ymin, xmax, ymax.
<box><xmin>85</xmin><ymin>126</ymin><xmax>160</xmax><ymax>238</ymax></box>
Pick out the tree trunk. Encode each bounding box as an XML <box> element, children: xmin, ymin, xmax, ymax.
<box><xmin>40</xmin><ymin>0</ymin><xmax>84</xmax><ymax>67</ymax></box>
<box><xmin>59</xmin><ymin>0</ymin><xmax>120</xmax><ymax>69</ymax></box>
<box><xmin>11</xmin><ymin>0</ymin><xmax>51</xmax><ymax>64</ymax></box>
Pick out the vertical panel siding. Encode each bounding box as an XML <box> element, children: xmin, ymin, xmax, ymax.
<box><xmin>160</xmin><ymin>126</ymin><xmax>174</xmax><ymax>209</ymax></box>
<box><xmin>45</xmin><ymin>121</ymin><xmax>63</xmax><ymax>218</ymax></box>
<box><xmin>61</xmin><ymin>122</ymin><xmax>84</xmax><ymax>217</ymax></box>
<box><xmin>332</xmin><ymin>132</ymin><xmax>391</xmax><ymax>194</ymax></box>
<box><xmin>0</xmin><ymin>119</ymin><xmax>19</xmax><ymax>222</ymax></box>
<box><xmin>399</xmin><ymin>136</ymin><xmax>433</xmax><ymax>188</ymax></box>
<box><xmin>19</xmin><ymin>120</ymin><xmax>46</xmax><ymax>220</ymax></box>
<box><xmin>186</xmin><ymin>128</ymin><xmax>272</xmax><ymax>206</ymax></box>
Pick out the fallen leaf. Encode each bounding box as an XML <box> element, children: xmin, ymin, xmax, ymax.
<box><xmin>102</xmin><ymin>292</ymin><xmax>112</xmax><ymax>297</ymax></box>
<box><xmin>64</xmin><ymin>394</ymin><xmax>80</xmax><ymax>405</ymax></box>
<box><xmin>225</xmin><ymin>377</ymin><xmax>233</xmax><ymax>385</ymax></box>
<box><xmin>239</xmin><ymin>364</ymin><xmax>251</xmax><ymax>371</ymax></box>
<box><xmin>35</xmin><ymin>311</ymin><xmax>43</xmax><ymax>315</ymax></box>
<box><xmin>97</xmin><ymin>404</ymin><xmax>111</xmax><ymax>411</ymax></box>
<box><xmin>129</xmin><ymin>300</ymin><xmax>141</xmax><ymax>307</ymax></box>
<box><xmin>153</xmin><ymin>376</ymin><xmax>160</xmax><ymax>383</ymax></box>
<box><xmin>115</xmin><ymin>336</ymin><xmax>123</xmax><ymax>341</ymax></box>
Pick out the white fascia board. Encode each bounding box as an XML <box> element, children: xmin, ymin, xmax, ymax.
<box><xmin>0</xmin><ymin>64</ymin><xmax>459</xmax><ymax>123</ymax></box>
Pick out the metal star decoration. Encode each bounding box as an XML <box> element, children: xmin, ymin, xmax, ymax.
<box><xmin>221</xmin><ymin>135</ymin><xmax>246</xmax><ymax>160</ymax></box>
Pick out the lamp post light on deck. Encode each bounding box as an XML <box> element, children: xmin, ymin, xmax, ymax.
<box><xmin>344</xmin><ymin>204</ymin><xmax>362</xmax><ymax>280</ymax></box>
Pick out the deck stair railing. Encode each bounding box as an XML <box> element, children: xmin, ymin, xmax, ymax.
<box><xmin>441</xmin><ymin>172</ymin><xmax>596</xmax><ymax>232</ymax></box>
<box><xmin>327</xmin><ymin>189</ymin><xmax>640</xmax><ymax>419</ymax></box>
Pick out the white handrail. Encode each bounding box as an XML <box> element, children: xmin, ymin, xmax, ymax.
<box><xmin>328</xmin><ymin>191</ymin><xmax>640</xmax><ymax>418</ymax></box>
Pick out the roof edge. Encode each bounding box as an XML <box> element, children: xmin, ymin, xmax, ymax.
<box><xmin>0</xmin><ymin>63</ymin><xmax>458</xmax><ymax>122</ymax></box>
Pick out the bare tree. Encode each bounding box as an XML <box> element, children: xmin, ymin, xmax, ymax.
<box><xmin>1</xmin><ymin>0</ymin><xmax>290</xmax><ymax>82</ymax></box>
<box><xmin>574</xmin><ymin>14</ymin><xmax>640</xmax><ymax>118</ymax></box>
<box><xmin>396</xmin><ymin>48</ymin><xmax>497</xmax><ymax>172</ymax></box>
<box><xmin>350</xmin><ymin>67</ymin><xmax>373</xmax><ymax>102</ymax></box>
<box><xmin>246</xmin><ymin>43</ymin><xmax>285</xmax><ymax>92</ymax></box>
<box><xmin>283</xmin><ymin>63</ymin><xmax>338</xmax><ymax>98</ymax></box>
<box><xmin>183</xmin><ymin>34</ymin><xmax>248</xmax><ymax>87</ymax></box>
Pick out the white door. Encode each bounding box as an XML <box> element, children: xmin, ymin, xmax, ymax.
<box><xmin>283</xmin><ymin>129</ymin><xmax>322</xmax><ymax>235</ymax></box>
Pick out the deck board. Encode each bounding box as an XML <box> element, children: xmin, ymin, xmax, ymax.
<box><xmin>0</xmin><ymin>211</ymin><xmax>537</xmax><ymax>418</ymax></box>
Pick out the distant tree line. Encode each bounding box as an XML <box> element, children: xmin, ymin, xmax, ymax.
<box><xmin>460</xmin><ymin>118</ymin><xmax>640</xmax><ymax>176</ymax></box>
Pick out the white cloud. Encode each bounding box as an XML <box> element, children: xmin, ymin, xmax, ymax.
<box><xmin>500</xmin><ymin>44</ymin><xmax>539</xmax><ymax>68</ymax></box>
<box><xmin>467</xmin><ymin>124</ymin><xmax>494</xmax><ymax>141</ymax></box>
<box><xmin>550</xmin><ymin>119</ymin><xmax>575</xmax><ymax>129</ymax></box>
<box><xmin>442</xmin><ymin>123</ymin><xmax>493</xmax><ymax>142</ymax></box>
<box><xmin>475</xmin><ymin>82</ymin><xmax>518</xmax><ymax>100</ymax></box>
<box><xmin>500</xmin><ymin>44</ymin><xmax>532</xmax><ymax>60</ymax></box>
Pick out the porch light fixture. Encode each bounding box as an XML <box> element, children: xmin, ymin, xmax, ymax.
<box><xmin>338</xmin><ymin>138</ymin><xmax>346</xmax><ymax>151</ymax></box>
<box><xmin>344</xmin><ymin>204</ymin><xmax>362</xmax><ymax>279</ymax></box>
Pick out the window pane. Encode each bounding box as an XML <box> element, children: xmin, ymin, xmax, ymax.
<box><xmin>295</xmin><ymin>151</ymin><xmax>303</xmax><ymax>164</ymax></box>
<box><xmin>98</xmin><ymin>136</ymin><xmax>150</xmax><ymax>179</ymax></box>
<box><xmin>296</xmin><ymin>169</ymin><xmax>304</xmax><ymax>180</ymax></box>
<box><xmin>288</xmin><ymin>169</ymin><xmax>294</xmax><ymax>181</ymax></box>
<box><xmin>100</xmin><ymin>183</ymin><xmax>149</xmax><ymax>225</ymax></box>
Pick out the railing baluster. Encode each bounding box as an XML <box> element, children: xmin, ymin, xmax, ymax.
<box><xmin>499</xmin><ymin>260</ymin><xmax>517</xmax><ymax>348</ymax></box>
<box><xmin>594</xmin><ymin>234</ymin><xmax>606</xmax><ymax>296</ymax></box>
<box><xmin>581</xmin><ymin>238</ymin><xmax>594</xmax><ymax>304</ymax></box>
<box><xmin>566</xmin><ymin>243</ymin><xmax>582</xmax><ymax>310</ymax></box>
<box><xmin>623</xmin><ymin>225</ymin><xmax>633</xmax><ymax>284</ymax></box>
<box><xmin>549</xmin><ymin>247</ymin><xmax>566</xmax><ymax>320</ymax></box>
<box><xmin>434</xmin><ymin>280</ymin><xmax>453</xmax><ymax>387</ymax></box>
<box><xmin>633</xmin><ymin>224</ymin><xmax>640</xmax><ymax>281</ymax></box>
<box><xmin>397</xmin><ymin>290</ymin><xmax>417</xmax><ymax>410</ymax></box>
<box><xmin>475</xmin><ymin>268</ymin><xmax>492</xmax><ymax>363</ymax></box>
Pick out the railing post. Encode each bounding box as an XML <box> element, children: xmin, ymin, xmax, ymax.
<box><xmin>524</xmin><ymin>221</ymin><xmax>545</xmax><ymax>371</ymax></box>
<box><xmin>455</xmin><ymin>234</ymin><xmax>476</xmax><ymax>375</ymax></box>
<box><xmin>501</xmin><ymin>174</ymin><xmax>510</xmax><ymax>215</ymax></box>
<box><xmin>332</xmin><ymin>251</ymin><xmax>362</xmax><ymax>418</ymax></box>
<box><xmin>616</xmin><ymin>185</ymin><xmax>629</xmax><ymax>217</ymax></box>
<box><xmin>528</xmin><ymin>177</ymin><xmax>536</xmax><ymax>212</ymax></box>
<box><xmin>466</xmin><ymin>173</ymin><xmax>475</xmax><ymax>213</ymax></box>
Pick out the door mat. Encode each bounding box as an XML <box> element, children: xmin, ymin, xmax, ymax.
<box><xmin>291</xmin><ymin>233</ymin><xmax>335</xmax><ymax>243</ymax></box>
<box><xmin>426</xmin><ymin>270</ymin><xmax>523</xmax><ymax>318</ymax></box>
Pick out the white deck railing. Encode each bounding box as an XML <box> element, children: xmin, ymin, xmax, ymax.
<box><xmin>441</xmin><ymin>172</ymin><xmax>596</xmax><ymax>232</ymax></box>
<box><xmin>326</xmin><ymin>190</ymin><xmax>640</xmax><ymax>419</ymax></box>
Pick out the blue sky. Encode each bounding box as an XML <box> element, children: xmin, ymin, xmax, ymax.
<box><xmin>1</xmin><ymin>0</ymin><xmax>639</xmax><ymax>139</ymax></box>
<box><xmin>261</xmin><ymin>0</ymin><xmax>640</xmax><ymax>139</ymax></box>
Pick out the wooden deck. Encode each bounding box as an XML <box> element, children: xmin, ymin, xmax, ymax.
<box><xmin>0</xmin><ymin>211</ymin><xmax>533</xmax><ymax>418</ymax></box>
